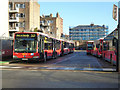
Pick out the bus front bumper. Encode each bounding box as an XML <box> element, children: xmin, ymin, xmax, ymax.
<box><xmin>13</xmin><ymin>56</ymin><xmax>40</xmax><ymax>61</ymax></box>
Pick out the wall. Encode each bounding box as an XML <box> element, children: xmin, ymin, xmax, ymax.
<box><xmin>29</xmin><ymin>1</ymin><xmax>40</xmax><ymax>31</ymax></box>
<box><xmin>0</xmin><ymin>1</ymin><xmax>9</xmax><ymax>37</ymax></box>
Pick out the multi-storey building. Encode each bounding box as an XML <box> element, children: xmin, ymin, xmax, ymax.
<box><xmin>61</xmin><ymin>33</ymin><xmax>69</xmax><ymax>40</ymax></box>
<box><xmin>69</xmin><ymin>24</ymin><xmax>108</xmax><ymax>41</ymax></box>
<box><xmin>9</xmin><ymin>1</ymin><xmax>40</xmax><ymax>37</ymax></box>
<box><xmin>40</xmin><ymin>12</ymin><xmax>63</xmax><ymax>39</ymax></box>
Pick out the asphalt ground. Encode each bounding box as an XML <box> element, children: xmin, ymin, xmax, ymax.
<box><xmin>0</xmin><ymin>51</ymin><xmax>116</xmax><ymax>71</ymax></box>
<box><xmin>1</xmin><ymin>51</ymin><xmax>118</xmax><ymax>88</ymax></box>
<box><xmin>1</xmin><ymin>69</ymin><xmax>118</xmax><ymax>88</ymax></box>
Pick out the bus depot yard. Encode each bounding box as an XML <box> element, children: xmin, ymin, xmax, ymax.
<box><xmin>1</xmin><ymin>51</ymin><xmax>118</xmax><ymax>88</ymax></box>
<box><xmin>0</xmin><ymin>30</ymin><xmax>117</xmax><ymax>71</ymax></box>
<box><xmin>0</xmin><ymin>50</ymin><xmax>116</xmax><ymax>71</ymax></box>
<box><xmin>0</xmin><ymin>29</ymin><xmax>118</xmax><ymax>88</ymax></box>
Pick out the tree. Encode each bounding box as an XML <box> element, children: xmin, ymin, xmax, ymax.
<box><xmin>34</xmin><ymin>27</ymin><xmax>38</xmax><ymax>32</ymax></box>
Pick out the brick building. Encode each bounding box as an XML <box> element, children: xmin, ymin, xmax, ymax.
<box><xmin>40</xmin><ymin>12</ymin><xmax>63</xmax><ymax>39</ymax></box>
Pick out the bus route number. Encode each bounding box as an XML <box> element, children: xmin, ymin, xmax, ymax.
<box><xmin>31</xmin><ymin>34</ymin><xmax>35</xmax><ymax>37</ymax></box>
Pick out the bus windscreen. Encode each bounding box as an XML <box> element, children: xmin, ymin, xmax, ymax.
<box><xmin>14</xmin><ymin>33</ymin><xmax>37</xmax><ymax>53</ymax></box>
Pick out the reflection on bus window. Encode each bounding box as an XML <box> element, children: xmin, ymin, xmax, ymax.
<box><xmin>87</xmin><ymin>44</ymin><xmax>93</xmax><ymax>50</ymax></box>
<box><xmin>14</xmin><ymin>38</ymin><xmax>37</xmax><ymax>53</ymax></box>
<box><xmin>44</xmin><ymin>43</ymin><xmax>53</xmax><ymax>50</ymax></box>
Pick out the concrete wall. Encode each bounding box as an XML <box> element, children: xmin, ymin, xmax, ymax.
<box><xmin>0</xmin><ymin>1</ymin><xmax>9</xmax><ymax>37</ymax></box>
<box><xmin>29</xmin><ymin>1</ymin><xmax>40</xmax><ymax>31</ymax></box>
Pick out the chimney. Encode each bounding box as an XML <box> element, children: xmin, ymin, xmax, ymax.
<box><xmin>56</xmin><ymin>12</ymin><xmax>59</xmax><ymax>18</ymax></box>
<box><xmin>50</xmin><ymin>13</ymin><xmax>53</xmax><ymax>17</ymax></box>
<box><xmin>90</xmin><ymin>23</ymin><xmax>94</xmax><ymax>26</ymax></box>
<box><xmin>42</xmin><ymin>14</ymin><xmax>45</xmax><ymax>18</ymax></box>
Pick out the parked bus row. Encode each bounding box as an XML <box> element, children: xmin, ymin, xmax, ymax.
<box><xmin>13</xmin><ymin>32</ymin><xmax>75</xmax><ymax>62</ymax></box>
<box><xmin>86</xmin><ymin>28</ymin><xmax>118</xmax><ymax>65</ymax></box>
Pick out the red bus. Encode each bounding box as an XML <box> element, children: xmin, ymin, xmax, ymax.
<box><xmin>102</xmin><ymin>28</ymin><xmax>118</xmax><ymax>65</ymax></box>
<box><xmin>92</xmin><ymin>28</ymin><xmax>118</xmax><ymax>65</ymax></box>
<box><xmin>13</xmin><ymin>32</ymin><xmax>74</xmax><ymax>62</ymax></box>
<box><xmin>92</xmin><ymin>38</ymin><xmax>104</xmax><ymax>57</ymax></box>
<box><xmin>86</xmin><ymin>41</ymin><xmax>94</xmax><ymax>55</ymax></box>
<box><xmin>69</xmin><ymin>42</ymin><xmax>75</xmax><ymax>53</ymax></box>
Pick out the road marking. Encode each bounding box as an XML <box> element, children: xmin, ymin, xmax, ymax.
<box><xmin>0</xmin><ymin>66</ymin><xmax>10</xmax><ymax>68</ymax></box>
<box><xmin>96</xmin><ymin>58</ymin><xmax>102</xmax><ymax>68</ymax></box>
<box><xmin>47</xmin><ymin>67</ymin><xmax>58</xmax><ymax>69</ymax></box>
<box><xmin>53</xmin><ymin>54</ymin><xmax>77</xmax><ymax>64</ymax></box>
<box><xmin>0</xmin><ymin>65</ymin><xmax>116</xmax><ymax>72</ymax></box>
<box><xmin>10</xmin><ymin>67</ymin><xmax>23</xmax><ymax>69</ymax></box>
<box><xmin>29</xmin><ymin>67</ymin><xmax>39</xmax><ymax>69</ymax></box>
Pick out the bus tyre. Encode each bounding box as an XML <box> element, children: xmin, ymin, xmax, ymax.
<box><xmin>60</xmin><ymin>51</ymin><xmax>62</xmax><ymax>57</ymax></box>
<box><xmin>52</xmin><ymin>52</ymin><xmax>55</xmax><ymax>59</ymax></box>
<box><xmin>110</xmin><ymin>54</ymin><xmax>113</xmax><ymax>65</ymax></box>
<box><xmin>44</xmin><ymin>53</ymin><xmax>47</xmax><ymax>62</ymax></box>
<box><xmin>55</xmin><ymin>52</ymin><xmax>57</xmax><ymax>58</ymax></box>
<box><xmin>104</xmin><ymin>53</ymin><xmax>105</xmax><ymax>60</ymax></box>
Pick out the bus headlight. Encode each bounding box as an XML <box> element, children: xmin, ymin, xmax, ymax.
<box><xmin>31</xmin><ymin>53</ymin><xmax>34</xmax><ymax>56</ymax></box>
<box><xmin>13</xmin><ymin>55</ymin><xmax>18</xmax><ymax>58</ymax></box>
<box><xmin>33</xmin><ymin>56</ymin><xmax>39</xmax><ymax>58</ymax></box>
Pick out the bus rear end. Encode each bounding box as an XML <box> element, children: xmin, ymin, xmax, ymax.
<box><xmin>86</xmin><ymin>41</ymin><xmax>94</xmax><ymax>55</ymax></box>
<box><xmin>13</xmin><ymin>32</ymin><xmax>40</xmax><ymax>61</ymax></box>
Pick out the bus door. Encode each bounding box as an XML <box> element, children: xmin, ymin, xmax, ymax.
<box><xmin>61</xmin><ymin>41</ymin><xmax>64</xmax><ymax>55</ymax></box>
<box><xmin>52</xmin><ymin>39</ymin><xmax>57</xmax><ymax>57</ymax></box>
<box><xmin>113</xmin><ymin>37</ymin><xmax>118</xmax><ymax>55</ymax></box>
<box><xmin>53</xmin><ymin>39</ymin><xmax>56</xmax><ymax>52</ymax></box>
<box><xmin>38</xmin><ymin>35</ymin><xmax>44</xmax><ymax>59</ymax></box>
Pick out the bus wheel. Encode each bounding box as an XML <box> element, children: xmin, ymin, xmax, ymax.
<box><xmin>44</xmin><ymin>53</ymin><xmax>47</xmax><ymax>62</ymax></box>
<box><xmin>55</xmin><ymin>52</ymin><xmax>57</xmax><ymax>58</ymax></box>
<box><xmin>110</xmin><ymin>54</ymin><xmax>113</xmax><ymax>65</ymax></box>
<box><xmin>104</xmin><ymin>53</ymin><xmax>105</xmax><ymax>60</ymax></box>
<box><xmin>53</xmin><ymin>52</ymin><xmax>57</xmax><ymax>59</ymax></box>
<box><xmin>60</xmin><ymin>51</ymin><xmax>63</xmax><ymax>56</ymax></box>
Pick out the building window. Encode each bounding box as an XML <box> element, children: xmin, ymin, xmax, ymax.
<box><xmin>9</xmin><ymin>3</ymin><xmax>12</xmax><ymax>8</ymax></box>
<box><xmin>18</xmin><ymin>22</ymin><xmax>25</xmax><ymax>27</ymax></box>
<box><xmin>20</xmin><ymin>13</ymin><xmax>25</xmax><ymax>18</ymax></box>
<box><xmin>47</xmin><ymin>20</ymin><xmax>53</xmax><ymax>23</ymax></box>
<box><xmin>16</xmin><ymin>4</ymin><xmax>25</xmax><ymax>8</ymax></box>
<box><xmin>16</xmin><ymin>13</ymin><xmax>25</xmax><ymax>18</ymax></box>
<box><xmin>16</xmin><ymin>23</ymin><xmax>18</xmax><ymax>27</ymax></box>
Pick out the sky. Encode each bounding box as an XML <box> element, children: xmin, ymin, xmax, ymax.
<box><xmin>38</xmin><ymin>2</ymin><xmax>118</xmax><ymax>35</ymax></box>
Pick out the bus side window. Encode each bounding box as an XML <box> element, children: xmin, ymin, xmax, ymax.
<box><xmin>112</xmin><ymin>37</ymin><xmax>118</xmax><ymax>48</ymax></box>
<box><xmin>42</xmin><ymin>39</ymin><xmax>44</xmax><ymax>51</ymax></box>
<box><xmin>96</xmin><ymin>44</ymin><xmax>99</xmax><ymax>48</ymax></box>
<box><xmin>38</xmin><ymin>39</ymin><xmax>41</xmax><ymax>53</ymax></box>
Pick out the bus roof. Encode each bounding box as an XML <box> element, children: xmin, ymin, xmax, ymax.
<box><xmin>14</xmin><ymin>32</ymin><xmax>73</xmax><ymax>43</ymax></box>
<box><xmin>87</xmin><ymin>41</ymin><xmax>94</xmax><ymax>42</ymax></box>
<box><xmin>15</xmin><ymin>32</ymin><xmax>49</xmax><ymax>37</ymax></box>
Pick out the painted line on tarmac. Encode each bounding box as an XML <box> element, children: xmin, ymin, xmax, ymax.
<box><xmin>0</xmin><ymin>66</ymin><xmax>9</xmax><ymax>68</ymax></box>
<box><xmin>96</xmin><ymin>58</ymin><xmax>103</xmax><ymax>68</ymax></box>
<box><xmin>53</xmin><ymin>54</ymin><xmax>77</xmax><ymax>64</ymax></box>
<box><xmin>0</xmin><ymin>65</ymin><xmax>116</xmax><ymax>72</ymax></box>
<box><xmin>10</xmin><ymin>67</ymin><xmax>23</xmax><ymax>69</ymax></box>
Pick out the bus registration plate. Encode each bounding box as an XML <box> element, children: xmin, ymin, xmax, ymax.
<box><xmin>22</xmin><ymin>58</ymin><xmax>28</xmax><ymax>60</ymax></box>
